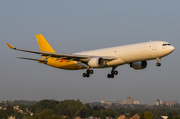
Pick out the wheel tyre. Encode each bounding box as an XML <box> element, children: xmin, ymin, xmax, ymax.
<box><xmin>107</xmin><ymin>74</ymin><xmax>111</xmax><ymax>78</ymax></box>
<box><xmin>90</xmin><ymin>70</ymin><xmax>94</xmax><ymax>74</ymax></box>
<box><xmin>111</xmin><ymin>74</ymin><xmax>114</xmax><ymax>78</ymax></box>
<box><xmin>83</xmin><ymin>73</ymin><xmax>87</xmax><ymax>77</ymax></box>
<box><xmin>159</xmin><ymin>63</ymin><xmax>161</xmax><ymax>66</ymax></box>
<box><xmin>86</xmin><ymin>70</ymin><xmax>90</xmax><ymax>74</ymax></box>
<box><xmin>156</xmin><ymin>63</ymin><xmax>161</xmax><ymax>67</ymax></box>
<box><xmin>86</xmin><ymin>73</ymin><xmax>90</xmax><ymax>78</ymax></box>
<box><xmin>114</xmin><ymin>71</ymin><xmax>118</xmax><ymax>75</ymax></box>
<box><xmin>111</xmin><ymin>71</ymin><xmax>114</xmax><ymax>74</ymax></box>
<box><xmin>156</xmin><ymin>63</ymin><xmax>159</xmax><ymax>66</ymax></box>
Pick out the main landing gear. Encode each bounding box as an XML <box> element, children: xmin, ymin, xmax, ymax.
<box><xmin>83</xmin><ymin>69</ymin><xmax>94</xmax><ymax>78</ymax></box>
<box><xmin>107</xmin><ymin>67</ymin><xmax>118</xmax><ymax>78</ymax></box>
<box><xmin>156</xmin><ymin>58</ymin><xmax>161</xmax><ymax>67</ymax></box>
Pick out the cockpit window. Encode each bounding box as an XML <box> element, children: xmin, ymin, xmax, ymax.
<box><xmin>162</xmin><ymin>44</ymin><xmax>171</xmax><ymax>46</ymax></box>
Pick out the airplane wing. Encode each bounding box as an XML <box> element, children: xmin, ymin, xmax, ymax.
<box><xmin>6</xmin><ymin>43</ymin><xmax>117</xmax><ymax>61</ymax></box>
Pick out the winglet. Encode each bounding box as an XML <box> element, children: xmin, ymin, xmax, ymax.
<box><xmin>6</xmin><ymin>43</ymin><xmax>14</xmax><ymax>49</ymax></box>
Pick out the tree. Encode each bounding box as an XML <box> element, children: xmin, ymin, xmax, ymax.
<box><xmin>29</xmin><ymin>99</ymin><xmax>58</xmax><ymax>113</ymax></box>
<box><xmin>167</xmin><ymin>112</ymin><xmax>174</xmax><ymax>119</ymax></box>
<box><xmin>140</xmin><ymin>111</ymin><xmax>145</xmax><ymax>119</ymax></box>
<box><xmin>130</xmin><ymin>110</ymin><xmax>137</xmax><ymax>117</ymax></box>
<box><xmin>28</xmin><ymin>109</ymin><xmax>63</xmax><ymax>119</ymax></box>
<box><xmin>144</xmin><ymin>111</ymin><xmax>154</xmax><ymax>119</ymax></box>
<box><xmin>0</xmin><ymin>110</ymin><xmax>8</xmax><ymax>118</ymax></box>
<box><xmin>174</xmin><ymin>117</ymin><xmax>180</xmax><ymax>119</ymax></box>
<box><xmin>53</xmin><ymin>99</ymin><xmax>83</xmax><ymax>118</ymax></box>
<box><xmin>100</xmin><ymin>110</ymin><xmax>108</xmax><ymax>119</ymax></box>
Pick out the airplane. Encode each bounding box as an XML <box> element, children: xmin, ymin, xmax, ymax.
<box><xmin>6</xmin><ymin>34</ymin><xmax>175</xmax><ymax>78</ymax></box>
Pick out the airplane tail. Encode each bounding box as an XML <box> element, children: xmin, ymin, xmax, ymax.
<box><xmin>36</xmin><ymin>34</ymin><xmax>56</xmax><ymax>53</ymax></box>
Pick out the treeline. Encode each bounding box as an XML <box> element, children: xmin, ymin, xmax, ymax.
<box><xmin>114</xmin><ymin>108</ymin><xmax>180</xmax><ymax>117</ymax></box>
<box><xmin>12</xmin><ymin>100</ymin><xmax>37</xmax><ymax>105</ymax></box>
<box><xmin>1</xmin><ymin>99</ymin><xmax>180</xmax><ymax>119</ymax></box>
<box><xmin>28</xmin><ymin>99</ymin><xmax>118</xmax><ymax>119</ymax></box>
<box><xmin>28</xmin><ymin>99</ymin><xmax>180</xmax><ymax>119</ymax></box>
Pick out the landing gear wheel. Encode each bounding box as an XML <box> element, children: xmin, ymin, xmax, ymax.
<box><xmin>86</xmin><ymin>70</ymin><xmax>90</xmax><ymax>74</ymax></box>
<box><xmin>86</xmin><ymin>73</ymin><xmax>90</xmax><ymax>78</ymax></box>
<box><xmin>107</xmin><ymin>74</ymin><xmax>111</xmax><ymax>78</ymax></box>
<box><xmin>114</xmin><ymin>71</ymin><xmax>118</xmax><ymax>75</ymax></box>
<box><xmin>89</xmin><ymin>70</ymin><xmax>94</xmax><ymax>74</ymax></box>
<box><xmin>83</xmin><ymin>69</ymin><xmax>93</xmax><ymax>78</ymax></box>
<box><xmin>156</xmin><ymin>63</ymin><xmax>161</xmax><ymax>67</ymax></box>
<box><xmin>111</xmin><ymin>74</ymin><xmax>114</xmax><ymax>78</ymax></box>
<box><xmin>83</xmin><ymin>73</ymin><xmax>87</xmax><ymax>77</ymax></box>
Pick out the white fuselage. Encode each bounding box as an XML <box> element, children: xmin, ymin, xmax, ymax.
<box><xmin>75</xmin><ymin>41</ymin><xmax>174</xmax><ymax>67</ymax></box>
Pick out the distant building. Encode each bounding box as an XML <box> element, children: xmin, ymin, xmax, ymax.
<box><xmin>156</xmin><ymin>99</ymin><xmax>162</xmax><ymax>106</ymax></box>
<box><xmin>101</xmin><ymin>100</ymin><xmax>105</xmax><ymax>104</ymax></box>
<box><xmin>161</xmin><ymin>116</ymin><xmax>168</xmax><ymax>119</ymax></box>
<box><xmin>101</xmin><ymin>100</ymin><xmax>125</xmax><ymax>105</ymax></box>
<box><xmin>118</xmin><ymin>115</ymin><xmax>126</xmax><ymax>119</ymax></box>
<box><xmin>8</xmin><ymin>116</ymin><xmax>16</xmax><ymax>119</ymax></box>
<box><xmin>134</xmin><ymin>101</ymin><xmax>139</xmax><ymax>105</ymax></box>
<box><xmin>163</xmin><ymin>101</ymin><xmax>178</xmax><ymax>107</ymax></box>
<box><xmin>126</xmin><ymin>96</ymin><xmax>133</xmax><ymax>105</ymax></box>
<box><xmin>132</xmin><ymin>114</ymin><xmax>140</xmax><ymax>119</ymax></box>
<box><xmin>14</xmin><ymin>105</ymin><xmax>19</xmax><ymax>110</ymax></box>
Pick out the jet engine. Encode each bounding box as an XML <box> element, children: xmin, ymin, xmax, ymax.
<box><xmin>130</xmin><ymin>61</ymin><xmax>147</xmax><ymax>70</ymax></box>
<box><xmin>88</xmin><ymin>57</ymin><xmax>105</xmax><ymax>68</ymax></box>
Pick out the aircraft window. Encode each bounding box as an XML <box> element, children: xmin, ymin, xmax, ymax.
<box><xmin>163</xmin><ymin>44</ymin><xmax>171</xmax><ymax>46</ymax></box>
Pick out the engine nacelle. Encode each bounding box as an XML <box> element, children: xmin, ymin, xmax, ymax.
<box><xmin>88</xmin><ymin>57</ymin><xmax>105</xmax><ymax>68</ymax></box>
<box><xmin>130</xmin><ymin>61</ymin><xmax>147</xmax><ymax>70</ymax></box>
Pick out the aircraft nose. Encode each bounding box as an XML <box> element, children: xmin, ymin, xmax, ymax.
<box><xmin>171</xmin><ymin>46</ymin><xmax>175</xmax><ymax>51</ymax></box>
<box><xmin>169</xmin><ymin>46</ymin><xmax>175</xmax><ymax>53</ymax></box>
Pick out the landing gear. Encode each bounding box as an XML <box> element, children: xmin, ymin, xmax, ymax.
<box><xmin>107</xmin><ymin>67</ymin><xmax>118</xmax><ymax>78</ymax></box>
<box><xmin>156</xmin><ymin>58</ymin><xmax>161</xmax><ymax>67</ymax></box>
<box><xmin>83</xmin><ymin>69</ymin><xmax>94</xmax><ymax>78</ymax></box>
<box><xmin>156</xmin><ymin>63</ymin><xmax>161</xmax><ymax>67</ymax></box>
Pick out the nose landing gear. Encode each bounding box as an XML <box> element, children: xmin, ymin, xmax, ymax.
<box><xmin>156</xmin><ymin>58</ymin><xmax>161</xmax><ymax>67</ymax></box>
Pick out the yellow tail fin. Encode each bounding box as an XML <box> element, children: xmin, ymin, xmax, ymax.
<box><xmin>36</xmin><ymin>34</ymin><xmax>56</xmax><ymax>53</ymax></box>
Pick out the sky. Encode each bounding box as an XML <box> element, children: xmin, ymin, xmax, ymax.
<box><xmin>0</xmin><ymin>0</ymin><xmax>180</xmax><ymax>104</ymax></box>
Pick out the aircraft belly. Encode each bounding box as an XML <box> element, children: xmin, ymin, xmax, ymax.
<box><xmin>47</xmin><ymin>58</ymin><xmax>85</xmax><ymax>70</ymax></box>
<box><xmin>106</xmin><ymin>58</ymin><xmax>126</xmax><ymax>66</ymax></box>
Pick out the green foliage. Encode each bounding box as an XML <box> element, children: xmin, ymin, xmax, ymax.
<box><xmin>168</xmin><ymin>112</ymin><xmax>174</xmax><ymax>119</ymax></box>
<box><xmin>28</xmin><ymin>109</ymin><xmax>63</xmax><ymax>119</ymax></box>
<box><xmin>174</xmin><ymin>116</ymin><xmax>180</xmax><ymax>119</ymax></box>
<box><xmin>140</xmin><ymin>111</ymin><xmax>145</xmax><ymax>119</ymax></box>
<box><xmin>100</xmin><ymin>110</ymin><xmax>108</xmax><ymax>119</ymax></box>
<box><xmin>0</xmin><ymin>109</ymin><xmax>24</xmax><ymax>119</ymax></box>
<box><xmin>144</xmin><ymin>111</ymin><xmax>154</xmax><ymax>119</ymax></box>
<box><xmin>130</xmin><ymin>110</ymin><xmax>138</xmax><ymax>117</ymax></box>
<box><xmin>53</xmin><ymin>99</ymin><xmax>83</xmax><ymax>118</ymax></box>
<box><xmin>0</xmin><ymin>110</ymin><xmax>8</xmax><ymax>118</ymax></box>
<box><xmin>19</xmin><ymin>104</ymin><xmax>26</xmax><ymax>110</ymax></box>
<box><xmin>77</xmin><ymin>104</ymin><xmax>94</xmax><ymax>118</ymax></box>
<box><xmin>29</xmin><ymin>99</ymin><xmax>58</xmax><ymax>113</ymax></box>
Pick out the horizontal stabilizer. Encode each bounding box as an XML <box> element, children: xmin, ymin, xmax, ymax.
<box><xmin>16</xmin><ymin>57</ymin><xmax>47</xmax><ymax>63</ymax></box>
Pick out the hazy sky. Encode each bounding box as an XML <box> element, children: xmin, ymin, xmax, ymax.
<box><xmin>0</xmin><ymin>1</ymin><xmax>180</xmax><ymax>104</ymax></box>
